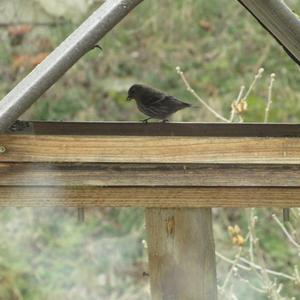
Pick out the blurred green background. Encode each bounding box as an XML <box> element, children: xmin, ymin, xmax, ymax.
<box><xmin>0</xmin><ymin>0</ymin><xmax>300</xmax><ymax>299</ymax></box>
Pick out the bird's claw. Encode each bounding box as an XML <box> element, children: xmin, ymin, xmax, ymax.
<box><xmin>141</xmin><ymin>117</ymin><xmax>151</xmax><ymax>123</ymax></box>
<box><xmin>162</xmin><ymin>119</ymin><xmax>169</xmax><ymax>123</ymax></box>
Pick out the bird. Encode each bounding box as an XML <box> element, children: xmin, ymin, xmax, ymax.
<box><xmin>127</xmin><ymin>84</ymin><xmax>193</xmax><ymax>123</ymax></box>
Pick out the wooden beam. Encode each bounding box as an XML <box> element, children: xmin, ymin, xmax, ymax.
<box><xmin>1</xmin><ymin>122</ymin><xmax>300</xmax><ymax>207</ymax></box>
<box><xmin>145</xmin><ymin>208</ymin><xmax>217</xmax><ymax>299</ymax></box>
<box><xmin>7</xmin><ymin>121</ymin><xmax>300</xmax><ymax>137</ymax></box>
<box><xmin>0</xmin><ymin>186</ymin><xmax>299</xmax><ymax>207</ymax></box>
<box><xmin>1</xmin><ymin>163</ymin><xmax>300</xmax><ymax>187</ymax></box>
<box><xmin>1</xmin><ymin>134</ymin><xmax>300</xmax><ymax>164</ymax></box>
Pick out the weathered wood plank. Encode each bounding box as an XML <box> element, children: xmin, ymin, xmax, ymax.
<box><xmin>145</xmin><ymin>208</ymin><xmax>217</xmax><ymax>300</ymax></box>
<box><xmin>0</xmin><ymin>135</ymin><xmax>300</xmax><ymax>163</ymax></box>
<box><xmin>1</xmin><ymin>163</ymin><xmax>300</xmax><ymax>187</ymax></box>
<box><xmin>8</xmin><ymin>121</ymin><xmax>300</xmax><ymax>137</ymax></box>
<box><xmin>0</xmin><ymin>187</ymin><xmax>299</xmax><ymax>207</ymax></box>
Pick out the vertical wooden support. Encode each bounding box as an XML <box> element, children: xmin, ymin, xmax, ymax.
<box><xmin>145</xmin><ymin>208</ymin><xmax>217</xmax><ymax>300</ymax></box>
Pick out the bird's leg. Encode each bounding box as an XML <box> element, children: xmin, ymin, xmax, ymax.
<box><xmin>161</xmin><ymin>119</ymin><xmax>169</xmax><ymax>123</ymax></box>
<box><xmin>141</xmin><ymin>117</ymin><xmax>152</xmax><ymax>123</ymax></box>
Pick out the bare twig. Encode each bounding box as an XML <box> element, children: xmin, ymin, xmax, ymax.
<box><xmin>248</xmin><ymin>210</ymin><xmax>285</xmax><ymax>300</ymax></box>
<box><xmin>216</xmin><ymin>251</ymin><xmax>251</xmax><ymax>271</ymax></box>
<box><xmin>294</xmin><ymin>265</ymin><xmax>300</xmax><ymax>285</ymax></box>
<box><xmin>248</xmin><ymin>209</ymin><xmax>257</xmax><ymax>265</ymax></box>
<box><xmin>236</xmin><ymin>274</ymin><xmax>266</xmax><ymax>293</ymax></box>
<box><xmin>216</xmin><ymin>251</ymin><xmax>295</xmax><ymax>280</ymax></box>
<box><xmin>238</xmin><ymin>257</ymin><xmax>296</xmax><ymax>281</ymax></box>
<box><xmin>244</xmin><ymin>67</ymin><xmax>264</xmax><ymax>100</ymax></box>
<box><xmin>230</xmin><ymin>68</ymin><xmax>264</xmax><ymax>123</ymax></box>
<box><xmin>264</xmin><ymin>73</ymin><xmax>276</xmax><ymax>123</ymax></box>
<box><xmin>230</xmin><ymin>85</ymin><xmax>245</xmax><ymax>122</ymax></box>
<box><xmin>220</xmin><ymin>248</ymin><xmax>242</xmax><ymax>291</ymax></box>
<box><xmin>176</xmin><ymin>66</ymin><xmax>230</xmax><ymax>122</ymax></box>
<box><xmin>272</xmin><ymin>214</ymin><xmax>300</xmax><ymax>249</ymax></box>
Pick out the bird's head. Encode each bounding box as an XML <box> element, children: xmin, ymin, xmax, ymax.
<box><xmin>127</xmin><ymin>84</ymin><xmax>143</xmax><ymax>101</ymax></box>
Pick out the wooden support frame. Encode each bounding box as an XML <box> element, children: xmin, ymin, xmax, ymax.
<box><xmin>1</xmin><ymin>121</ymin><xmax>300</xmax><ymax>299</ymax></box>
<box><xmin>1</xmin><ymin>121</ymin><xmax>300</xmax><ymax>207</ymax></box>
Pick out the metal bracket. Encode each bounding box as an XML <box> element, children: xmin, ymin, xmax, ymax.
<box><xmin>8</xmin><ymin>120</ymin><xmax>31</xmax><ymax>132</ymax></box>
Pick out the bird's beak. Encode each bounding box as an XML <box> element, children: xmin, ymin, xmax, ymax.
<box><xmin>126</xmin><ymin>96</ymin><xmax>131</xmax><ymax>101</ymax></box>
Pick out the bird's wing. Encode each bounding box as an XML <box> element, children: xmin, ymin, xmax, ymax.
<box><xmin>148</xmin><ymin>93</ymin><xmax>166</xmax><ymax>105</ymax></box>
<box><xmin>163</xmin><ymin>96</ymin><xmax>191</xmax><ymax>108</ymax></box>
<box><xmin>145</xmin><ymin>96</ymin><xmax>191</xmax><ymax>117</ymax></box>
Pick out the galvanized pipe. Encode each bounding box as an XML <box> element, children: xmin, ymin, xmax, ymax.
<box><xmin>0</xmin><ymin>0</ymin><xmax>143</xmax><ymax>131</ymax></box>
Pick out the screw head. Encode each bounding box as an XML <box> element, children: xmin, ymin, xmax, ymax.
<box><xmin>0</xmin><ymin>145</ymin><xmax>6</xmax><ymax>153</ymax></box>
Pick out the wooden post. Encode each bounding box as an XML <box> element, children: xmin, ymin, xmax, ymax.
<box><xmin>145</xmin><ymin>208</ymin><xmax>217</xmax><ymax>300</ymax></box>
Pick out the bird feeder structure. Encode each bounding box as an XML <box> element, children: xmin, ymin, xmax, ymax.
<box><xmin>1</xmin><ymin>1</ymin><xmax>300</xmax><ymax>299</ymax></box>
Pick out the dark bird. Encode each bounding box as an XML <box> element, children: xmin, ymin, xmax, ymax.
<box><xmin>127</xmin><ymin>84</ymin><xmax>193</xmax><ymax>122</ymax></box>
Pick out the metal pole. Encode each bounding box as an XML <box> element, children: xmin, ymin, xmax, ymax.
<box><xmin>0</xmin><ymin>0</ymin><xmax>144</xmax><ymax>131</ymax></box>
<box><xmin>237</xmin><ymin>0</ymin><xmax>300</xmax><ymax>66</ymax></box>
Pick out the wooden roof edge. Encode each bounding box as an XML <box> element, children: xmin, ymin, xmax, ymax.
<box><xmin>5</xmin><ymin>120</ymin><xmax>300</xmax><ymax>137</ymax></box>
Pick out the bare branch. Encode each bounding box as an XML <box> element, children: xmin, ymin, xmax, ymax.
<box><xmin>272</xmin><ymin>214</ymin><xmax>300</xmax><ymax>249</ymax></box>
<box><xmin>230</xmin><ymin>85</ymin><xmax>245</xmax><ymax>122</ymax></box>
<box><xmin>176</xmin><ymin>66</ymin><xmax>230</xmax><ymax>123</ymax></box>
<box><xmin>243</xmin><ymin>68</ymin><xmax>264</xmax><ymax>100</ymax></box>
<box><xmin>264</xmin><ymin>73</ymin><xmax>276</xmax><ymax>123</ymax></box>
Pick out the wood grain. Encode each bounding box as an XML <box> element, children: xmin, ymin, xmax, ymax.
<box><xmin>145</xmin><ymin>208</ymin><xmax>217</xmax><ymax>300</ymax></box>
<box><xmin>1</xmin><ymin>135</ymin><xmax>300</xmax><ymax>163</ymax></box>
<box><xmin>1</xmin><ymin>163</ymin><xmax>300</xmax><ymax>187</ymax></box>
<box><xmin>0</xmin><ymin>187</ymin><xmax>299</xmax><ymax>207</ymax></box>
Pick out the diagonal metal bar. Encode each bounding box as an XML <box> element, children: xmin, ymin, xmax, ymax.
<box><xmin>237</xmin><ymin>0</ymin><xmax>300</xmax><ymax>66</ymax></box>
<box><xmin>0</xmin><ymin>0</ymin><xmax>143</xmax><ymax>132</ymax></box>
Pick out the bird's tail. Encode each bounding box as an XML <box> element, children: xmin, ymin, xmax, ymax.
<box><xmin>183</xmin><ymin>101</ymin><xmax>199</xmax><ymax>108</ymax></box>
